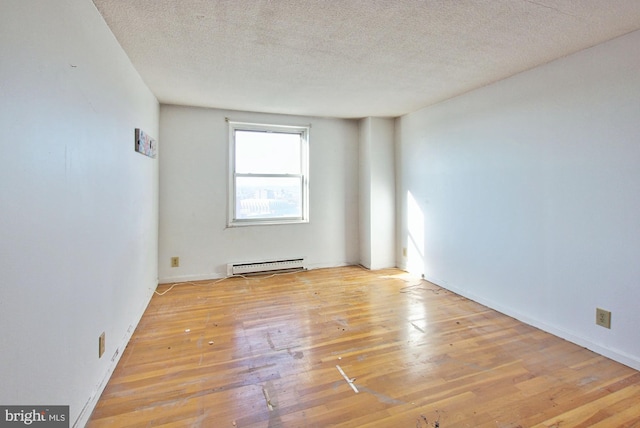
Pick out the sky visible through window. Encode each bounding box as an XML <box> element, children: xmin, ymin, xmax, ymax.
<box><xmin>235</xmin><ymin>131</ymin><xmax>300</xmax><ymax>174</ymax></box>
<box><xmin>234</xmin><ymin>130</ymin><xmax>304</xmax><ymax>220</ymax></box>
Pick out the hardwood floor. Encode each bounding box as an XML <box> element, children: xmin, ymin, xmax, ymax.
<box><xmin>88</xmin><ymin>267</ymin><xmax>640</xmax><ymax>427</ymax></box>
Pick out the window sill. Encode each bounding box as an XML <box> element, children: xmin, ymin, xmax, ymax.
<box><xmin>228</xmin><ymin>218</ymin><xmax>309</xmax><ymax>227</ymax></box>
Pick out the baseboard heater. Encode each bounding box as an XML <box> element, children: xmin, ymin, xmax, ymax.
<box><xmin>226</xmin><ymin>258</ymin><xmax>305</xmax><ymax>276</ymax></box>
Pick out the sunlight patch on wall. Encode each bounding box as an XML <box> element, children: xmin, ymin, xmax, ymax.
<box><xmin>406</xmin><ymin>191</ymin><xmax>425</xmax><ymax>276</ymax></box>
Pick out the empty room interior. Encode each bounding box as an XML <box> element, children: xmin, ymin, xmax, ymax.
<box><xmin>2</xmin><ymin>1</ymin><xmax>640</xmax><ymax>426</ymax></box>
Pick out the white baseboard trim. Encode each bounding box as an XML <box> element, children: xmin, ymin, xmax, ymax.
<box><xmin>305</xmin><ymin>261</ymin><xmax>352</xmax><ymax>270</ymax></box>
<box><xmin>423</xmin><ymin>274</ymin><xmax>640</xmax><ymax>372</ymax></box>
<box><xmin>72</xmin><ymin>288</ymin><xmax>155</xmax><ymax>428</ymax></box>
<box><xmin>158</xmin><ymin>262</ymin><xmax>357</xmax><ymax>284</ymax></box>
<box><xmin>159</xmin><ymin>272</ymin><xmax>225</xmax><ymax>284</ymax></box>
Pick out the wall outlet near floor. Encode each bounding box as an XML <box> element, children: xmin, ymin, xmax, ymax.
<box><xmin>596</xmin><ymin>308</ymin><xmax>611</xmax><ymax>329</ymax></box>
<box><xmin>402</xmin><ymin>247</ymin><xmax>407</xmax><ymax>257</ymax></box>
<box><xmin>98</xmin><ymin>332</ymin><xmax>105</xmax><ymax>358</ymax></box>
<box><xmin>171</xmin><ymin>256</ymin><xmax>180</xmax><ymax>268</ymax></box>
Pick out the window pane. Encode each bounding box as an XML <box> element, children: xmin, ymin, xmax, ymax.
<box><xmin>235</xmin><ymin>130</ymin><xmax>301</xmax><ymax>174</ymax></box>
<box><xmin>235</xmin><ymin>176</ymin><xmax>302</xmax><ymax>219</ymax></box>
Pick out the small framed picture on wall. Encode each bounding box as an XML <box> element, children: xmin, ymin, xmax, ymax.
<box><xmin>135</xmin><ymin>128</ymin><xmax>157</xmax><ymax>158</ymax></box>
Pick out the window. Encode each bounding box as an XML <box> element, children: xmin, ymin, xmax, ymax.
<box><xmin>228</xmin><ymin>121</ymin><xmax>309</xmax><ymax>226</ymax></box>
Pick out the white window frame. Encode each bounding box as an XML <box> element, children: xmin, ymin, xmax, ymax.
<box><xmin>228</xmin><ymin>121</ymin><xmax>310</xmax><ymax>227</ymax></box>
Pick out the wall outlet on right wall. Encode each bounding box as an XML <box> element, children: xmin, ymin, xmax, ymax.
<box><xmin>596</xmin><ymin>308</ymin><xmax>611</xmax><ymax>329</ymax></box>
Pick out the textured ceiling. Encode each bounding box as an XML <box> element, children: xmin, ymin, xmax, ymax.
<box><xmin>93</xmin><ymin>0</ymin><xmax>640</xmax><ymax>118</ymax></box>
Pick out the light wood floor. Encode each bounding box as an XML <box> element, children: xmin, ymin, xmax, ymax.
<box><xmin>88</xmin><ymin>266</ymin><xmax>640</xmax><ymax>427</ymax></box>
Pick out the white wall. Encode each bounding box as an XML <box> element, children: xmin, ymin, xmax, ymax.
<box><xmin>0</xmin><ymin>1</ymin><xmax>159</xmax><ymax>425</ymax></box>
<box><xmin>397</xmin><ymin>30</ymin><xmax>640</xmax><ymax>369</ymax></box>
<box><xmin>359</xmin><ymin>117</ymin><xmax>396</xmax><ymax>270</ymax></box>
<box><xmin>159</xmin><ymin>105</ymin><xmax>359</xmax><ymax>282</ymax></box>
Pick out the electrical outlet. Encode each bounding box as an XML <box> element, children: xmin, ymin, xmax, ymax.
<box><xmin>596</xmin><ymin>308</ymin><xmax>611</xmax><ymax>329</ymax></box>
<box><xmin>171</xmin><ymin>257</ymin><xmax>180</xmax><ymax>268</ymax></box>
<box><xmin>98</xmin><ymin>332</ymin><xmax>105</xmax><ymax>358</ymax></box>
<box><xmin>402</xmin><ymin>247</ymin><xmax>407</xmax><ymax>257</ymax></box>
